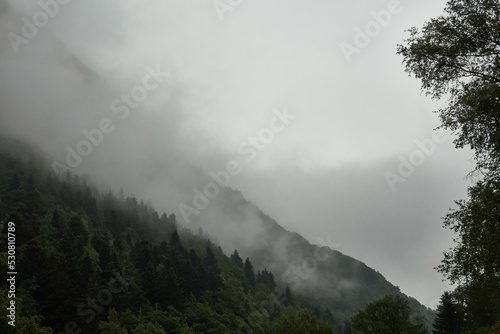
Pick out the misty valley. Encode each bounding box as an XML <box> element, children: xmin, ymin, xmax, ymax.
<box><xmin>1</xmin><ymin>0</ymin><xmax>500</xmax><ymax>333</ymax></box>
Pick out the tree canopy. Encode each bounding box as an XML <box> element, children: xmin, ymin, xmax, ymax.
<box><xmin>397</xmin><ymin>0</ymin><xmax>500</xmax><ymax>180</ymax></box>
<box><xmin>274</xmin><ymin>309</ymin><xmax>337</xmax><ymax>334</ymax></box>
<box><xmin>351</xmin><ymin>295</ymin><xmax>428</xmax><ymax>334</ymax></box>
<box><xmin>398</xmin><ymin>0</ymin><xmax>500</xmax><ymax>332</ymax></box>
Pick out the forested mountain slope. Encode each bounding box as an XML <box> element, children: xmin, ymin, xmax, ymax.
<box><xmin>188</xmin><ymin>187</ymin><xmax>435</xmax><ymax>327</ymax></box>
<box><xmin>0</xmin><ymin>138</ymin><xmax>432</xmax><ymax>333</ymax></box>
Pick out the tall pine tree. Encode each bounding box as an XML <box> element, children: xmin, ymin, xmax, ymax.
<box><xmin>432</xmin><ymin>292</ymin><xmax>463</xmax><ymax>334</ymax></box>
<box><xmin>244</xmin><ymin>258</ymin><xmax>255</xmax><ymax>287</ymax></box>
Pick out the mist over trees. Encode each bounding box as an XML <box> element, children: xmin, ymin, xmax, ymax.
<box><xmin>0</xmin><ymin>139</ymin><xmax>345</xmax><ymax>333</ymax></box>
<box><xmin>1</xmin><ymin>0</ymin><xmax>500</xmax><ymax>333</ymax></box>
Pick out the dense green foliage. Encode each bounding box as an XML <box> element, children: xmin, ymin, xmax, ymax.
<box><xmin>0</xmin><ymin>141</ymin><xmax>337</xmax><ymax>333</ymax></box>
<box><xmin>350</xmin><ymin>295</ymin><xmax>428</xmax><ymax>334</ymax></box>
<box><xmin>273</xmin><ymin>308</ymin><xmax>336</xmax><ymax>334</ymax></box>
<box><xmin>398</xmin><ymin>0</ymin><xmax>500</xmax><ymax>332</ymax></box>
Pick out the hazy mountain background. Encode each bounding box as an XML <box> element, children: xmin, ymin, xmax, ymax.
<box><xmin>0</xmin><ymin>0</ymin><xmax>474</xmax><ymax>311</ymax></box>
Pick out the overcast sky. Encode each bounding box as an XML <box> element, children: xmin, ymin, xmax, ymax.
<box><xmin>0</xmin><ymin>0</ymin><xmax>475</xmax><ymax>308</ymax></box>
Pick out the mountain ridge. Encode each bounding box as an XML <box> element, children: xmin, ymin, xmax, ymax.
<box><xmin>185</xmin><ymin>186</ymin><xmax>435</xmax><ymax>326</ymax></box>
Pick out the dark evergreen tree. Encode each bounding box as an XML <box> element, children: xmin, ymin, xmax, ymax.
<box><xmin>91</xmin><ymin>230</ymin><xmax>113</xmax><ymax>270</ymax></box>
<box><xmin>244</xmin><ymin>257</ymin><xmax>255</xmax><ymax>286</ymax></box>
<box><xmin>169</xmin><ymin>229</ymin><xmax>182</xmax><ymax>249</ymax></box>
<box><xmin>114</xmin><ymin>233</ymin><xmax>123</xmax><ymax>252</ymax></box>
<box><xmin>159</xmin><ymin>240</ymin><xmax>168</xmax><ymax>256</ymax></box>
<box><xmin>204</xmin><ymin>246</ymin><xmax>220</xmax><ymax>274</ymax></box>
<box><xmin>206</xmin><ymin>267</ymin><xmax>223</xmax><ymax>291</ymax></box>
<box><xmin>187</xmin><ymin>249</ymin><xmax>207</xmax><ymax>295</ymax></box>
<box><xmin>260</xmin><ymin>268</ymin><xmax>276</xmax><ymax>291</ymax></box>
<box><xmin>432</xmin><ymin>292</ymin><xmax>463</xmax><ymax>334</ymax></box>
<box><xmin>164</xmin><ymin>266</ymin><xmax>183</xmax><ymax>308</ymax></box>
<box><xmin>78</xmin><ymin>244</ymin><xmax>102</xmax><ymax>292</ymax></box>
<box><xmin>230</xmin><ymin>249</ymin><xmax>244</xmax><ymax>268</ymax></box>
<box><xmin>131</xmin><ymin>240</ymin><xmax>153</xmax><ymax>273</ymax></box>
<box><xmin>18</xmin><ymin>235</ymin><xmax>44</xmax><ymax>282</ymax></box>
